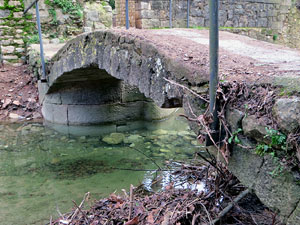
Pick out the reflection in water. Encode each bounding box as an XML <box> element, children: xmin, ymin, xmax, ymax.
<box><xmin>0</xmin><ymin>112</ymin><xmax>203</xmax><ymax>225</ymax></box>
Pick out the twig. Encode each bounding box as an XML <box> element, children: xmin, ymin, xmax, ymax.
<box><xmin>212</xmin><ymin>189</ymin><xmax>250</xmax><ymax>224</ymax></box>
<box><xmin>56</xmin><ymin>204</ymin><xmax>63</xmax><ymax>218</ymax></box>
<box><xmin>72</xmin><ymin>200</ymin><xmax>89</xmax><ymax>224</ymax></box>
<box><xmin>199</xmin><ymin>202</ymin><xmax>213</xmax><ymax>225</ymax></box>
<box><xmin>128</xmin><ymin>184</ymin><xmax>134</xmax><ymax>221</ymax></box>
<box><xmin>192</xmin><ymin>213</ymin><xmax>201</xmax><ymax>225</ymax></box>
<box><xmin>49</xmin><ymin>216</ymin><xmax>52</xmax><ymax>225</ymax></box>
<box><xmin>163</xmin><ymin>77</ymin><xmax>209</xmax><ymax>102</ymax></box>
<box><xmin>69</xmin><ymin>192</ymin><xmax>90</xmax><ymax>222</ymax></box>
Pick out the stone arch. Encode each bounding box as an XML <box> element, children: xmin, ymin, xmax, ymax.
<box><xmin>39</xmin><ymin>30</ymin><xmax>206</xmax><ymax>133</ymax></box>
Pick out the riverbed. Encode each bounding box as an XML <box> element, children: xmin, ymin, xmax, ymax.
<box><xmin>0</xmin><ymin>112</ymin><xmax>202</xmax><ymax>225</ymax></box>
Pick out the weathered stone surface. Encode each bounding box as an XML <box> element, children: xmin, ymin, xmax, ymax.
<box><xmin>273</xmin><ymin>97</ymin><xmax>300</xmax><ymax>133</ymax></box>
<box><xmin>83</xmin><ymin>1</ymin><xmax>112</xmax><ymax>32</ymax></box>
<box><xmin>0</xmin><ymin>9</ymin><xmax>10</xmax><ymax>18</ymax></box>
<box><xmin>255</xmin><ymin>155</ymin><xmax>300</xmax><ymax>222</ymax></box>
<box><xmin>210</xmin><ymin>138</ymin><xmax>300</xmax><ymax>223</ymax></box>
<box><xmin>3</xmin><ymin>55</ymin><xmax>18</xmax><ymax>60</ymax></box>
<box><xmin>228</xmin><ymin>139</ymin><xmax>262</xmax><ymax>189</ymax></box>
<box><xmin>67</xmin><ymin>102</ymin><xmax>144</xmax><ymax>125</ymax></box>
<box><xmin>143</xmin><ymin>101</ymin><xmax>177</xmax><ymax>121</ymax></box>
<box><xmin>102</xmin><ymin>132</ymin><xmax>125</xmax><ymax>144</ymax></box>
<box><xmin>287</xmin><ymin>201</ymin><xmax>300</xmax><ymax>225</ymax></box>
<box><xmin>2</xmin><ymin>46</ymin><xmax>14</xmax><ymax>54</ymax></box>
<box><xmin>226</xmin><ymin>108</ymin><xmax>244</xmax><ymax>131</ymax></box>
<box><xmin>242</xmin><ymin>115</ymin><xmax>268</xmax><ymax>143</ymax></box>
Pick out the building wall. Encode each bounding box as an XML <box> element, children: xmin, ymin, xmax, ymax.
<box><xmin>134</xmin><ymin>0</ymin><xmax>292</xmax><ymax>30</ymax></box>
<box><xmin>115</xmin><ymin>0</ymin><xmax>136</xmax><ymax>27</ymax></box>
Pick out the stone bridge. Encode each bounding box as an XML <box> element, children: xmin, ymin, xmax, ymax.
<box><xmin>38</xmin><ymin>28</ymin><xmax>300</xmax><ymax>224</ymax></box>
<box><xmin>39</xmin><ymin>29</ymin><xmax>213</xmax><ymax>134</ymax></box>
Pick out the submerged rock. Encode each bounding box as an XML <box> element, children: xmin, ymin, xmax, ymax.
<box><xmin>124</xmin><ymin>134</ymin><xmax>143</xmax><ymax>144</ymax></box>
<box><xmin>152</xmin><ymin>129</ymin><xmax>168</xmax><ymax>135</ymax></box>
<box><xmin>102</xmin><ymin>133</ymin><xmax>125</xmax><ymax>145</ymax></box>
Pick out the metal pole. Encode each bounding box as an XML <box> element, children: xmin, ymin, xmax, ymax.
<box><xmin>125</xmin><ymin>0</ymin><xmax>129</xmax><ymax>29</ymax></box>
<box><xmin>209</xmin><ymin>0</ymin><xmax>219</xmax><ymax>130</ymax></box>
<box><xmin>169</xmin><ymin>0</ymin><xmax>172</xmax><ymax>28</ymax></box>
<box><xmin>35</xmin><ymin>1</ymin><xmax>46</xmax><ymax>81</ymax></box>
<box><xmin>187</xmin><ymin>0</ymin><xmax>190</xmax><ymax>28</ymax></box>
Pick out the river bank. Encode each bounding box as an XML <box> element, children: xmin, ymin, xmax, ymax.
<box><xmin>50</xmin><ymin>160</ymin><xmax>282</xmax><ymax>225</ymax></box>
<box><xmin>0</xmin><ymin>64</ymin><xmax>41</xmax><ymax>121</ymax></box>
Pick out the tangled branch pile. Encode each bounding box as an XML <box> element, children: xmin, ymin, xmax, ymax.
<box><xmin>49</xmin><ymin>156</ymin><xmax>281</xmax><ymax>225</ymax></box>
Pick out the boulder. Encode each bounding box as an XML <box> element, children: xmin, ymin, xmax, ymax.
<box><xmin>273</xmin><ymin>97</ymin><xmax>300</xmax><ymax>133</ymax></box>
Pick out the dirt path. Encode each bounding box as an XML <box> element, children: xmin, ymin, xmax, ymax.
<box><xmin>0</xmin><ymin>65</ymin><xmax>41</xmax><ymax>121</ymax></box>
<box><xmin>115</xmin><ymin>28</ymin><xmax>300</xmax><ymax>84</ymax></box>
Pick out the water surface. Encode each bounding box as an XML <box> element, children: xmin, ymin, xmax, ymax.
<box><xmin>0</xmin><ymin>115</ymin><xmax>201</xmax><ymax>225</ymax></box>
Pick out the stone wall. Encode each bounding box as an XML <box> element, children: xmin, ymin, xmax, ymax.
<box><xmin>114</xmin><ymin>0</ymin><xmax>300</xmax><ymax>47</ymax></box>
<box><xmin>0</xmin><ymin>0</ymin><xmax>35</xmax><ymax>65</ymax></box>
<box><xmin>83</xmin><ymin>0</ymin><xmax>113</xmax><ymax>32</ymax></box>
<box><xmin>133</xmin><ymin>0</ymin><xmax>292</xmax><ymax>30</ymax></box>
<box><xmin>115</xmin><ymin>0</ymin><xmax>136</xmax><ymax>27</ymax></box>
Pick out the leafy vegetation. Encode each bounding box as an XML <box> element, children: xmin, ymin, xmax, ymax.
<box><xmin>49</xmin><ymin>0</ymin><xmax>83</xmax><ymax>18</ymax></box>
<box><xmin>109</xmin><ymin>0</ymin><xmax>115</xmax><ymax>9</ymax></box>
<box><xmin>255</xmin><ymin>128</ymin><xmax>287</xmax><ymax>177</ymax></box>
<box><xmin>228</xmin><ymin>128</ymin><xmax>242</xmax><ymax>144</ymax></box>
<box><xmin>255</xmin><ymin>128</ymin><xmax>287</xmax><ymax>157</ymax></box>
<box><xmin>26</xmin><ymin>34</ymin><xmax>40</xmax><ymax>44</ymax></box>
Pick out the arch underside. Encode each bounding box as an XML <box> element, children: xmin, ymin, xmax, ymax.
<box><xmin>42</xmin><ymin>66</ymin><xmax>181</xmax><ymax>134</ymax></box>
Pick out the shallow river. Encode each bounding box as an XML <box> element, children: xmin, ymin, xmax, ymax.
<box><xmin>0</xmin><ymin>113</ymin><xmax>202</xmax><ymax>225</ymax></box>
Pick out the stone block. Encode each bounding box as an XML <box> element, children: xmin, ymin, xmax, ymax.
<box><xmin>67</xmin><ymin>101</ymin><xmax>144</xmax><ymax>125</ymax></box>
<box><xmin>3</xmin><ymin>55</ymin><xmax>18</xmax><ymax>60</ymax></box>
<box><xmin>41</xmin><ymin>102</ymin><xmax>54</xmax><ymax>123</ymax></box>
<box><xmin>14</xmin><ymin>39</ymin><xmax>24</xmax><ymax>45</ymax></box>
<box><xmin>0</xmin><ymin>9</ymin><xmax>10</xmax><ymax>18</ymax></box>
<box><xmin>2</xmin><ymin>46</ymin><xmax>14</xmax><ymax>54</ymax></box>
<box><xmin>44</xmin><ymin>93</ymin><xmax>62</xmax><ymax>104</ymax></box>
<box><xmin>52</xmin><ymin>104</ymin><xmax>68</xmax><ymax>124</ymax></box>
<box><xmin>38</xmin><ymin>81</ymin><xmax>49</xmax><ymax>104</ymax></box>
<box><xmin>13</xmin><ymin>12</ymin><xmax>23</xmax><ymax>18</ymax></box>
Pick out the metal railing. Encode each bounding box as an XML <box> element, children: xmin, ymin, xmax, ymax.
<box><xmin>24</xmin><ymin>0</ymin><xmax>46</xmax><ymax>81</ymax></box>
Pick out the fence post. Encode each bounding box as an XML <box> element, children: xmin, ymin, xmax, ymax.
<box><xmin>209</xmin><ymin>0</ymin><xmax>219</xmax><ymax>131</ymax></box>
<box><xmin>126</xmin><ymin>0</ymin><xmax>129</xmax><ymax>29</ymax></box>
<box><xmin>35</xmin><ymin>1</ymin><xmax>46</xmax><ymax>81</ymax></box>
<box><xmin>169</xmin><ymin>0</ymin><xmax>172</xmax><ymax>28</ymax></box>
<box><xmin>187</xmin><ymin>0</ymin><xmax>190</xmax><ymax>28</ymax></box>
